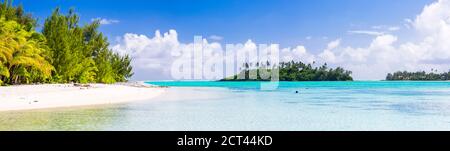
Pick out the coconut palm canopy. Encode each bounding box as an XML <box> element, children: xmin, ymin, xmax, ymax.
<box><xmin>0</xmin><ymin>0</ymin><xmax>133</xmax><ymax>85</ymax></box>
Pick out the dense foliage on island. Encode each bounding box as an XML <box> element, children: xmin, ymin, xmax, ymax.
<box><xmin>0</xmin><ymin>0</ymin><xmax>133</xmax><ymax>85</ymax></box>
<box><xmin>221</xmin><ymin>61</ymin><xmax>353</xmax><ymax>81</ymax></box>
<box><xmin>386</xmin><ymin>70</ymin><xmax>450</xmax><ymax>81</ymax></box>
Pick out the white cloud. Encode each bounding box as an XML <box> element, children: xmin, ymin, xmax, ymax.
<box><xmin>112</xmin><ymin>0</ymin><xmax>450</xmax><ymax>80</ymax></box>
<box><xmin>91</xmin><ymin>17</ymin><xmax>120</xmax><ymax>25</ymax></box>
<box><xmin>350</xmin><ymin>26</ymin><xmax>400</xmax><ymax>36</ymax></box>
<box><xmin>112</xmin><ymin>30</ymin><xmax>273</xmax><ymax>80</ymax></box>
<box><xmin>371</xmin><ymin>25</ymin><xmax>401</xmax><ymax>31</ymax></box>
<box><xmin>318</xmin><ymin>39</ymin><xmax>340</xmax><ymax>63</ymax></box>
<box><xmin>281</xmin><ymin>45</ymin><xmax>315</xmax><ymax>63</ymax></box>
<box><xmin>327</xmin><ymin>39</ymin><xmax>341</xmax><ymax>50</ymax></box>
<box><xmin>348</xmin><ymin>30</ymin><xmax>385</xmax><ymax>36</ymax></box>
<box><xmin>412</xmin><ymin>0</ymin><xmax>450</xmax><ymax>61</ymax></box>
<box><xmin>316</xmin><ymin>0</ymin><xmax>450</xmax><ymax>80</ymax></box>
<box><xmin>111</xmin><ymin>30</ymin><xmax>180</xmax><ymax>80</ymax></box>
<box><xmin>208</xmin><ymin>35</ymin><xmax>223</xmax><ymax>41</ymax></box>
<box><xmin>404</xmin><ymin>18</ymin><xmax>413</xmax><ymax>29</ymax></box>
<box><xmin>388</xmin><ymin>26</ymin><xmax>400</xmax><ymax>31</ymax></box>
<box><xmin>112</xmin><ymin>30</ymin><xmax>318</xmax><ymax>80</ymax></box>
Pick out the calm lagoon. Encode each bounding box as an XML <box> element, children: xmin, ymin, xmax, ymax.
<box><xmin>1</xmin><ymin>81</ymin><xmax>450</xmax><ymax>131</ymax></box>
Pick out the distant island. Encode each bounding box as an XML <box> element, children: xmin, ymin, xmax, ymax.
<box><xmin>221</xmin><ymin>61</ymin><xmax>353</xmax><ymax>81</ymax></box>
<box><xmin>386</xmin><ymin>70</ymin><xmax>450</xmax><ymax>81</ymax></box>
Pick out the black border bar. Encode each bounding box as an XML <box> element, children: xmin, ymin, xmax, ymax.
<box><xmin>1</xmin><ymin>131</ymin><xmax>449</xmax><ymax>149</ymax></box>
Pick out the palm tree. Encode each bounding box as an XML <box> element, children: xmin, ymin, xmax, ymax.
<box><xmin>0</xmin><ymin>18</ymin><xmax>53</xmax><ymax>85</ymax></box>
<box><xmin>0</xmin><ymin>18</ymin><xmax>18</xmax><ymax>84</ymax></box>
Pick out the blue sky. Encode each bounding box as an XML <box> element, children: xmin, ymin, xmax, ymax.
<box><xmin>15</xmin><ymin>0</ymin><xmax>450</xmax><ymax>80</ymax></box>
<box><xmin>19</xmin><ymin>0</ymin><xmax>431</xmax><ymax>50</ymax></box>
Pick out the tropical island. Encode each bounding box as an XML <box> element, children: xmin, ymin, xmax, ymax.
<box><xmin>0</xmin><ymin>0</ymin><xmax>165</xmax><ymax>111</ymax></box>
<box><xmin>221</xmin><ymin>61</ymin><xmax>353</xmax><ymax>81</ymax></box>
<box><xmin>386</xmin><ymin>70</ymin><xmax>450</xmax><ymax>81</ymax></box>
<box><xmin>1</xmin><ymin>1</ymin><xmax>132</xmax><ymax>85</ymax></box>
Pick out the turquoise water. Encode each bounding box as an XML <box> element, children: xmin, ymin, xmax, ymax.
<box><xmin>1</xmin><ymin>81</ymin><xmax>450</xmax><ymax>130</ymax></box>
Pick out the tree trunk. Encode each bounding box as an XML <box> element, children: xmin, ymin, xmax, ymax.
<box><xmin>14</xmin><ymin>75</ymin><xmax>19</xmax><ymax>84</ymax></box>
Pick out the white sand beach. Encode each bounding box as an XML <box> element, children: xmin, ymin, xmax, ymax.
<box><xmin>0</xmin><ymin>83</ymin><xmax>165</xmax><ymax>112</ymax></box>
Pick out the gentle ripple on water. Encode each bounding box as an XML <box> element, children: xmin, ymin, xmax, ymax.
<box><xmin>1</xmin><ymin>81</ymin><xmax>450</xmax><ymax>130</ymax></box>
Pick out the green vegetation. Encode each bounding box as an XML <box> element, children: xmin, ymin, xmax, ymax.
<box><xmin>386</xmin><ymin>70</ymin><xmax>450</xmax><ymax>81</ymax></box>
<box><xmin>0</xmin><ymin>0</ymin><xmax>132</xmax><ymax>85</ymax></box>
<box><xmin>221</xmin><ymin>61</ymin><xmax>353</xmax><ymax>81</ymax></box>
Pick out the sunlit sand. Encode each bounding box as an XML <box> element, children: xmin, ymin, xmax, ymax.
<box><xmin>0</xmin><ymin>83</ymin><xmax>165</xmax><ymax>112</ymax></box>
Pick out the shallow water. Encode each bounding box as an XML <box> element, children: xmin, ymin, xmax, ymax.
<box><xmin>1</xmin><ymin>81</ymin><xmax>450</xmax><ymax>131</ymax></box>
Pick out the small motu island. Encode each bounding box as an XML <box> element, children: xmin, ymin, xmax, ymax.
<box><xmin>386</xmin><ymin>70</ymin><xmax>450</xmax><ymax>81</ymax></box>
<box><xmin>1</xmin><ymin>0</ymin><xmax>450</xmax><ymax>132</ymax></box>
<box><xmin>220</xmin><ymin>61</ymin><xmax>353</xmax><ymax>81</ymax></box>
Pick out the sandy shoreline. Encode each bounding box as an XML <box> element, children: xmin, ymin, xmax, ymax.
<box><xmin>0</xmin><ymin>83</ymin><xmax>165</xmax><ymax>112</ymax></box>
